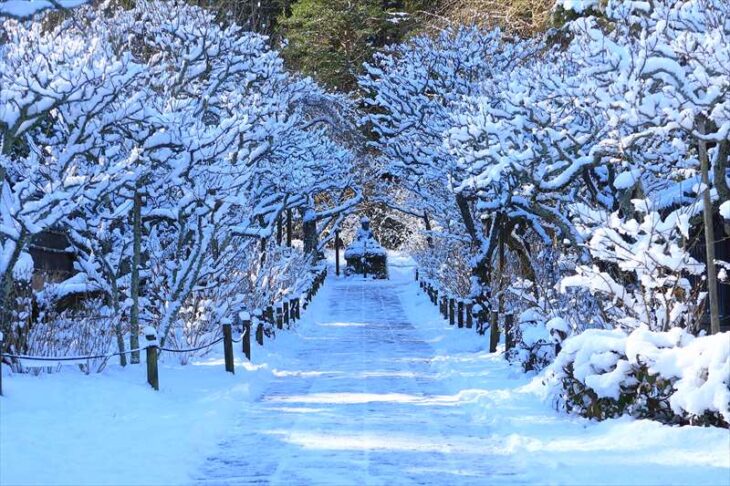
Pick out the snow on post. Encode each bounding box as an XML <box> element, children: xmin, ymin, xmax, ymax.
<box><xmin>143</xmin><ymin>327</ymin><xmax>159</xmax><ymax>391</ymax></box>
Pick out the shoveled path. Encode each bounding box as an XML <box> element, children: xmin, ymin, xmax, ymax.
<box><xmin>195</xmin><ymin>273</ymin><xmax>522</xmax><ymax>485</ymax></box>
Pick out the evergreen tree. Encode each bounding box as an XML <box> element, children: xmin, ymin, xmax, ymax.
<box><xmin>278</xmin><ymin>0</ymin><xmax>385</xmax><ymax>91</ymax></box>
<box><xmin>277</xmin><ymin>0</ymin><xmax>433</xmax><ymax>91</ymax></box>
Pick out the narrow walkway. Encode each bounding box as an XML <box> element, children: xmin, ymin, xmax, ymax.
<box><xmin>196</xmin><ymin>274</ymin><xmax>521</xmax><ymax>485</ymax></box>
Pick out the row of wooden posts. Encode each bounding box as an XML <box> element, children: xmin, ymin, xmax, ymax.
<box><xmin>145</xmin><ymin>267</ymin><xmax>328</xmax><ymax>390</ymax></box>
<box><xmin>0</xmin><ymin>268</ymin><xmax>329</xmax><ymax>395</ymax></box>
<box><xmin>416</xmin><ymin>269</ymin><xmax>515</xmax><ymax>354</ymax></box>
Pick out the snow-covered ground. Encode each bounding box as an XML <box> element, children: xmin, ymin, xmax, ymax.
<box><xmin>1</xmin><ymin>253</ymin><xmax>728</xmax><ymax>485</ymax></box>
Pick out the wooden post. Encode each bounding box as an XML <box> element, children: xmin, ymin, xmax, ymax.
<box><xmin>415</xmin><ymin>269</ymin><xmax>419</xmax><ymax>281</ymax></box>
<box><xmin>144</xmin><ymin>328</ymin><xmax>159</xmax><ymax>391</ymax></box>
<box><xmin>466</xmin><ymin>303</ymin><xmax>474</xmax><ymax>329</ymax></box>
<box><xmin>698</xmin><ymin>115</ymin><xmax>721</xmax><ymax>335</ymax></box>
<box><xmin>277</xmin><ymin>215</ymin><xmax>283</xmax><ymax>245</ymax></box>
<box><xmin>242</xmin><ymin>314</ymin><xmax>251</xmax><ymax>361</ymax></box>
<box><xmin>266</xmin><ymin>305</ymin><xmax>274</xmax><ymax>326</ymax></box>
<box><xmin>222</xmin><ymin>322</ymin><xmax>235</xmax><ymax>374</ymax></box>
<box><xmin>276</xmin><ymin>305</ymin><xmax>283</xmax><ymax>330</ymax></box>
<box><xmin>283</xmin><ymin>301</ymin><xmax>290</xmax><ymax>328</ymax></box>
<box><xmin>256</xmin><ymin>320</ymin><xmax>264</xmax><ymax>346</ymax></box>
<box><xmin>434</xmin><ymin>289</ymin><xmax>439</xmax><ymax>307</ymax></box>
<box><xmin>335</xmin><ymin>230</ymin><xmax>341</xmax><ymax>276</ymax></box>
<box><xmin>449</xmin><ymin>298</ymin><xmax>455</xmax><ymax>326</ymax></box>
<box><xmin>286</xmin><ymin>209</ymin><xmax>292</xmax><ymax>247</ymax></box>
<box><xmin>457</xmin><ymin>300</ymin><xmax>464</xmax><ymax>328</ymax></box>
<box><xmin>505</xmin><ymin>313</ymin><xmax>515</xmax><ymax>353</ymax></box>
<box><xmin>440</xmin><ymin>296</ymin><xmax>447</xmax><ymax>319</ymax></box>
<box><xmin>294</xmin><ymin>298</ymin><xmax>301</xmax><ymax>320</ymax></box>
<box><xmin>489</xmin><ymin>310</ymin><xmax>499</xmax><ymax>353</ymax></box>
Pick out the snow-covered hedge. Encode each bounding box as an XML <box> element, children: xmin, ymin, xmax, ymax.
<box><xmin>507</xmin><ymin>309</ymin><xmax>571</xmax><ymax>373</ymax></box>
<box><xmin>546</xmin><ymin>327</ymin><xmax>730</xmax><ymax>427</ymax></box>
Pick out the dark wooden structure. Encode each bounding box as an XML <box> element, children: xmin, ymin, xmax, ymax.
<box><xmin>28</xmin><ymin>230</ymin><xmax>75</xmax><ymax>291</ymax></box>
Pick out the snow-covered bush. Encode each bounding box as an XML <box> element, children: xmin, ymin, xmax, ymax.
<box><xmin>408</xmin><ymin>235</ymin><xmax>472</xmax><ymax>299</ymax></box>
<box><xmin>505</xmin><ymin>302</ymin><xmax>574</xmax><ymax>372</ymax></box>
<box><xmin>547</xmin><ymin>327</ymin><xmax>730</xmax><ymax>427</ymax></box>
<box><xmin>563</xmin><ymin>201</ymin><xmax>705</xmax><ymax>332</ymax></box>
<box><xmin>507</xmin><ymin>309</ymin><xmax>557</xmax><ymax>373</ymax></box>
<box><xmin>18</xmin><ymin>298</ymin><xmax>116</xmax><ymax>374</ymax></box>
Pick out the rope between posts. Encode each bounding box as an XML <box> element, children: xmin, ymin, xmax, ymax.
<box><xmin>231</xmin><ymin>327</ymin><xmax>248</xmax><ymax>344</ymax></box>
<box><xmin>1</xmin><ymin>268</ymin><xmax>324</xmax><ymax>365</ymax></box>
<box><xmin>1</xmin><ymin>334</ymin><xmax>236</xmax><ymax>361</ymax></box>
<box><xmin>0</xmin><ymin>346</ymin><xmax>146</xmax><ymax>362</ymax></box>
<box><xmin>158</xmin><ymin>336</ymin><xmax>225</xmax><ymax>354</ymax></box>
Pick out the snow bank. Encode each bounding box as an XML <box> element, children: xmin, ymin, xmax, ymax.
<box><xmin>394</xmin><ymin>253</ymin><xmax>729</xmax><ymax>483</ymax></box>
<box><xmin>547</xmin><ymin>326</ymin><xmax>730</xmax><ymax>426</ymax></box>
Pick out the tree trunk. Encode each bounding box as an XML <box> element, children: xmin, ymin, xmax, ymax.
<box><xmin>455</xmin><ymin>193</ymin><xmax>479</xmax><ymax>246</ymax></box>
<box><xmin>713</xmin><ymin>140</ymin><xmax>730</xmax><ymax>204</ymax></box>
<box><xmin>108</xmin><ymin>273</ymin><xmax>127</xmax><ymax>367</ymax></box>
<box><xmin>277</xmin><ymin>215</ymin><xmax>283</xmax><ymax>245</ymax></box>
<box><xmin>130</xmin><ymin>190</ymin><xmax>142</xmax><ymax>363</ymax></box>
<box><xmin>423</xmin><ymin>211</ymin><xmax>434</xmax><ymax>249</ymax></box>
<box><xmin>0</xmin><ymin>231</ymin><xmax>27</xmax><ymax>339</ymax></box>
<box><xmin>699</xmin><ymin>118</ymin><xmax>721</xmax><ymax>335</ymax></box>
<box><xmin>498</xmin><ymin>221</ymin><xmax>506</xmax><ymax>316</ymax></box>
<box><xmin>302</xmin><ymin>207</ymin><xmax>318</xmax><ymax>257</ymax></box>
<box><xmin>258</xmin><ymin>214</ymin><xmax>267</xmax><ymax>264</ymax></box>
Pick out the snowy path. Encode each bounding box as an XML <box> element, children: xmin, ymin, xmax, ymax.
<box><xmin>195</xmin><ymin>274</ymin><xmax>522</xmax><ymax>485</ymax></box>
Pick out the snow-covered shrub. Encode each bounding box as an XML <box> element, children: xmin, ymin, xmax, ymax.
<box><xmin>563</xmin><ymin>201</ymin><xmax>705</xmax><ymax>332</ymax></box>
<box><xmin>507</xmin><ymin>308</ymin><xmax>556</xmax><ymax>372</ymax></box>
<box><xmin>547</xmin><ymin>327</ymin><xmax>730</xmax><ymax>427</ymax></box>
<box><xmin>411</xmin><ymin>237</ymin><xmax>472</xmax><ymax>298</ymax></box>
<box><xmin>506</xmin><ymin>303</ymin><xmax>574</xmax><ymax>372</ymax></box>
<box><xmin>501</xmin><ymin>244</ymin><xmax>591</xmax><ymax>372</ymax></box>
<box><xmin>17</xmin><ymin>298</ymin><xmax>116</xmax><ymax>375</ymax></box>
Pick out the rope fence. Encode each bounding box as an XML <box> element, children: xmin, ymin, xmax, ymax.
<box><xmin>0</xmin><ymin>347</ymin><xmax>146</xmax><ymax>363</ymax></box>
<box><xmin>0</xmin><ymin>265</ymin><xmax>328</xmax><ymax>396</ymax></box>
<box><xmin>159</xmin><ymin>337</ymin><xmax>226</xmax><ymax>354</ymax></box>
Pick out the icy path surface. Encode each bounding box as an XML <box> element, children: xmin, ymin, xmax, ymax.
<box><xmin>195</xmin><ymin>274</ymin><xmax>521</xmax><ymax>485</ymax></box>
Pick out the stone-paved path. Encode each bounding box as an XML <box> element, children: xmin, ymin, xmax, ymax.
<box><xmin>195</xmin><ymin>275</ymin><xmax>521</xmax><ymax>485</ymax></box>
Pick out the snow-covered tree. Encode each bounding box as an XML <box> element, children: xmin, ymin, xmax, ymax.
<box><xmin>0</xmin><ymin>0</ymin><xmax>360</xmax><ymax>365</ymax></box>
